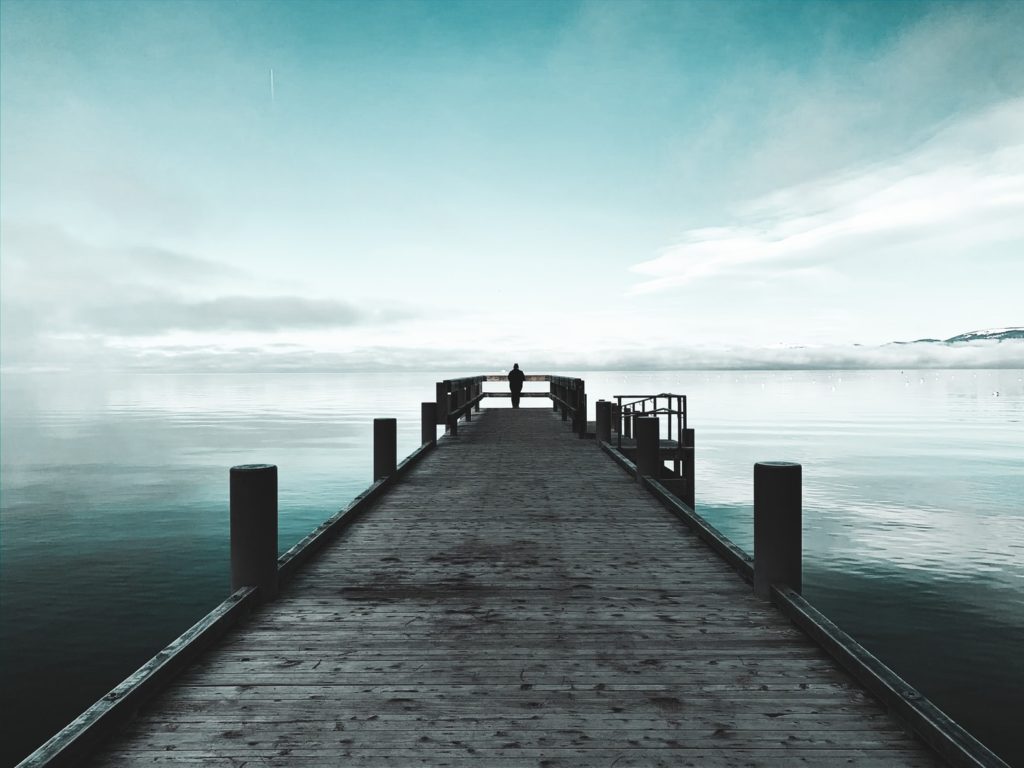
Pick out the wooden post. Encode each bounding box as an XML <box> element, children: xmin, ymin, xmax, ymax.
<box><xmin>448</xmin><ymin>391</ymin><xmax>459</xmax><ymax>434</ymax></box>
<box><xmin>230</xmin><ymin>464</ymin><xmax>278</xmax><ymax>600</ymax></box>
<box><xmin>575</xmin><ymin>379</ymin><xmax>586</xmax><ymax>437</ymax></box>
<box><xmin>611</xmin><ymin>403</ymin><xmax>621</xmax><ymax>434</ymax></box>
<box><xmin>682</xmin><ymin>428</ymin><xmax>695</xmax><ymax>509</ymax></box>
<box><xmin>435</xmin><ymin>381</ymin><xmax>448</xmax><ymax>425</ymax></box>
<box><xmin>623</xmin><ymin>407</ymin><xmax>633</xmax><ymax>438</ymax></box>
<box><xmin>373</xmin><ymin>418</ymin><xmax>397</xmax><ymax>481</ymax></box>
<box><xmin>421</xmin><ymin>402</ymin><xmax>437</xmax><ymax>446</ymax></box>
<box><xmin>474</xmin><ymin>379</ymin><xmax>481</xmax><ymax>412</ymax></box>
<box><xmin>596</xmin><ymin>400</ymin><xmax>611</xmax><ymax>443</ymax></box>
<box><xmin>753</xmin><ymin>461</ymin><xmax>802</xmax><ymax>600</ymax></box>
<box><xmin>635</xmin><ymin>416</ymin><xmax>660</xmax><ymax>480</ymax></box>
<box><xmin>551</xmin><ymin>380</ymin><xmax>557</xmax><ymax>411</ymax></box>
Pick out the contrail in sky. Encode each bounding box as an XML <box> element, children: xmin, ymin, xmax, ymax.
<box><xmin>270</xmin><ymin>68</ymin><xmax>275</xmax><ymax>103</ymax></box>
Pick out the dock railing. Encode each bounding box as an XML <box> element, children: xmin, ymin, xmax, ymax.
<box><xmin>436</xmin><ymin>373</ymin><xmax>587</xmax><ymax>438</ymax></box>
<box><xmin>598</xmin><ymin>393</ymin><xmax>694</xmax><ymax>509</ymax></box>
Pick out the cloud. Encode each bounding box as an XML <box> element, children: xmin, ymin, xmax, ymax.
<box><xmin>0</xmin><ymin>222</ymin><xmax>245</xmax><ymax>301</ymax></box>
<box><xmin>0</xmin><ymin>222</ymin><xmax>415</xmax><ymax>367</ymax></box>
<box><xmin>631</xmin><ymin>98</ymin><xmax>1024</xmax><ymax>294</ymax></box>
<box><xmin>6</xmin><ymin>334</ymin><xmax>1014</xmax><ymax>375</ymax></box>
<box><xmin>78</xmin><ymin>295</ymin><xmax>409</xmax><ymax>335</ymax></box>
<box><xmin>583</xmin><ymin>339</ymin><xmax>1024</xmax><ymax>371</ymax></box>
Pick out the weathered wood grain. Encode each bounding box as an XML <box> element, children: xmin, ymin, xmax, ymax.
<box><xmin>84</xmin><ymin>408</ymin><xmax>942</xmax><ymax>767</ymax></box>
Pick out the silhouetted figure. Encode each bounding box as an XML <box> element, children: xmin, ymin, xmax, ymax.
<box><xmin>508</xmin><ymin>363</ymin><xmax>525</xmax><ymax>408</ymax></box>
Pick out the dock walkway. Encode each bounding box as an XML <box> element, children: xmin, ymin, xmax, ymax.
<box><xmin>88</xmin><ymin>408</ymin><xmax>940</xmax><ymax>767</ymax></box>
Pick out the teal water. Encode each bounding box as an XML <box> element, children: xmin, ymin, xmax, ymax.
<box><xmin>1</xmin><ymin>370</ymin><xmax>1022</xmax><ymax>766</ymax></box>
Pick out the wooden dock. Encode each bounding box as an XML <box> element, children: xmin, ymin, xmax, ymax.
<box><xmin>81</xmin><ymin>407</ymin><xmax>945</xmax><ymax>767</ymax></box>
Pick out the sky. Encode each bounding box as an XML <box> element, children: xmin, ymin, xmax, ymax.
<box><xmin>1</xmin><ymin>0</ymin><xmax>1022</xmax><ymax>371</ymax></box>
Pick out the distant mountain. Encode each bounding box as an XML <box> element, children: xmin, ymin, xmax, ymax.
<box><xmin>943</xmin><ymin>327</ymin><xmax>1024</xmax><ymax>343</ymax></box>
<box><xmin>890</xmin><ymin>327</ymin><xmax>1023</xmax><ymax>345</ymax></box>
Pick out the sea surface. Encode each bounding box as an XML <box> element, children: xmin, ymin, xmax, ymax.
<box><xmin>1</xmin><ymin>369</ymin><xmax>1022</xmax><ymax>767</ymax></box>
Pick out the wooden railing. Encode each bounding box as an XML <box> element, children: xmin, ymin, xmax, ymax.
<box><xmin>435</xmin><ymin>373</ymin><xmax>587</xmax><ymax>438</ymax></box>
<box><xmin>434</xmin><ymin>376</ymin><xmax>486</xmax><ymax>435</ymax></box>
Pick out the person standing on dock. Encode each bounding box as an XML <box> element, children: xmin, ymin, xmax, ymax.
<box><xmin>508</xmin><ymin>363</ymin><xmax>525</xmax><ymax>408</ymax></box>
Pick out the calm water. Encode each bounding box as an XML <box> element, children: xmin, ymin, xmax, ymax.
<box><xmin>1</xmin><ymin>369</ymin><xmax>1022</xmax><ymax>766</ymax></box>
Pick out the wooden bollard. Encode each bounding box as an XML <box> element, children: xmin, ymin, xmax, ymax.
<box><xmin>611</xmin><ymin>403</ymin><xmax>621</xmax><ymax>434</ymax></box>
<box><xmin>421</xmin><ymin>402</ymin><xmax>437</xmax><ymax>446</ymax></box>
<box><xmin>230</xmin><ymin>464</ymin><xmax>278</xmax><ymax>600</ymax></box>
<box><xmin>596</xmin><ymin>400</ymin><xmax>611</xmax><ymax>443</ymax></box>
<box><xmin>373</xmin><ymin>418</ymin><xmax>397</xmax><ymax>481</ymax></box>
<box><xmin>682</xmin><ymin>428</ymin><xmax>695</xmax><ymax>509</ymax></box>
<box><xmin>574</xmin><ymin>379</ymin><xmax>586</xmax><ymax>437</ymax></box>
<box><xmin>435</xmin><ymin>382</ymin><xmax>448</xmax><ymax>425</ymax></box>
<box><xmin>635</xmin><ymin>416</ymin><xmax>660</xmax><ymax>480</ymax></box>
<box><xmin>448</xmin><ymin>392</ymin><xmax>459</xmax><ymax>436</ymax></box>
<box><xmin>753</xmin><ymin>461</ymin><xmax>802</xmax><ymax>600</ymax></box>
<box><xmin>623</xmin><ymin>407</ymin><xmax>633</xmax><ymax>438</ymax></box>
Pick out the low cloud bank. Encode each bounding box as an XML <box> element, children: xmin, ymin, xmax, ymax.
<box><xmin>583</xmin><ymin>339</ymin><xmax>1024</xmax><ymax>371</ymax></box>
<box><xmin>4</xmin><ymin>338</ymin><xmax>1020</xmax><ymax>374</ymax></box>
<box><xmin>1</xmin><ymin>222</ymin><xmax>416</xmax><ymax>358</ymax></box>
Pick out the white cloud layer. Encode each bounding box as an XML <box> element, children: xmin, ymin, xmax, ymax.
<box><xmin>0</xmin><ymin>222</ymin><xmax>415</xmax><ymax>365</ymax></box>
<box><xmin>630</xmin><ymin>98</ymin><xmax>1024</xmax><ymax>294</ymax></box>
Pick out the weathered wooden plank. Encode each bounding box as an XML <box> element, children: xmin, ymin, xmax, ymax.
<box><xmin>90</xmin><ymin>751</ymin><xmax>941</xmax><ymax>768</ymax></box>
<box><xmin>111</xmin><ymin>729</ymin><xmax>925</xmax><ymax>751</ymax></box>
<box><xmin>136</xmin><ymin>711</ymin><xmax>900</xmax><ymax>727</ymax></box>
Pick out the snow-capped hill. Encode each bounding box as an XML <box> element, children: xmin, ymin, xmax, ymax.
<box><xmin>944</xmin><ymin>328</ymin><xmax>1024</xmax><ymax>343</ymax></box>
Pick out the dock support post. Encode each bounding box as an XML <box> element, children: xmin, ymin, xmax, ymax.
<box><xmin>421</xmin><ymin>402</ymin><xmax>437</xmax><ymax>446</ymax></box>
<box><xmin>575</xmin><ymin>380</ymin><xmax>587</xmax><ymax>437</ymax></box>
<box><xmin>448</xmin><ymin>391</ymin><xmax>459</xmax><ymax>436</ymax></box>
<box><xmin>230</xmin><ymin>464</ymin><xmax>278</xmax><ymax>600</ymax></box>
<box><xmin>623</xmin><ymin>407</ymin><xmax>633</xmax><ymax>439</ymax></box>
<box><xmin>635</xmin><ymin>416</ymin><xmax>660</xmax><ymax>481</ymax></box>
<box><xmin>596</xmin><ymin>400</ymin><xmax>611</xmax><ymax>443</ymax></box>
<box><xmin>436</xmin><ymin>382</ymin><xmax>448</xmax><ymax>425</ymax></box>
<box><xmin>611</xmin><ymin>403</ymin><xmax>621</xmax><ymax>434</ymax></box>
<box><xmin>373</xmin><ymin>418</ymin><xmax>397</xmax><ymax>481</ymax></box>
<box><xmin>683</xmin><ymin>428</ymin><xmax>695</xmax><ymax>509</ymax></box>
<box><xmin>753</xmin><ymin>461</ymin><xmax>802</xmax><ymax>600</ymax></box>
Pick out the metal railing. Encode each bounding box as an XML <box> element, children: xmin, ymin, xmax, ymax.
<box><xmin>615</xmin><ymin>393</ymin><xmax>687</xmax><ymax>474</ymax></box>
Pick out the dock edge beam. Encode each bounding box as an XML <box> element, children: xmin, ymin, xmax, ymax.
<box><xmin>16</xmin><ymin>587</ymin><xmax>259</xmax><ymax>768</ymax></box>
